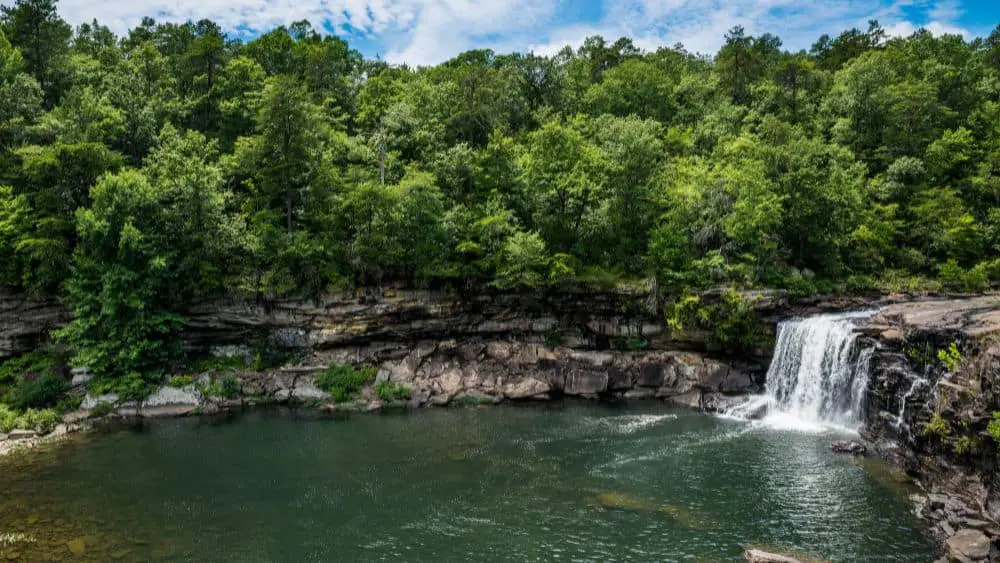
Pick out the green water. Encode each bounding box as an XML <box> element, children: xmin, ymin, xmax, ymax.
<box><xmin>0</xmin><ymin>403</ymin><xmax>932</xmax><ymax>562</ymax></box>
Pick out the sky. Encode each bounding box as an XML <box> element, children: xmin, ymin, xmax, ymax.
<box><xmin>37</xmin><ymin>0</ymin><xmax>1000</xmax><ymax>65</ymax></box>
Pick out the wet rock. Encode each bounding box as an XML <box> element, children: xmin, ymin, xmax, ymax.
<box><xmin>831</xmin><ymin>440</ymin><xmax>866</xmax><ymax>455</ymax></box>
<box><xmin>66</xmin><ymin>537</ymin><xmax>86</xmax><ymax>555</ymax></box>
<box><xmin>947</xmin><ymin>529</ymin><xmax>990</xmax><ymax>561</ymax></box>
<box><xmin>8</xmin><ymin>429</ymin><xmax>36</xmax><ymax>440</ymax></box>
<box><xmin>742</xmin><ymin>549</ymin><xmax>803</xmax><ymax>563</ymax></box>
<box><xmin>668</xmin><ymin>391</ymin><xmax>702</xmax><ymax>410</ymax></box>
<box><xmin>564</xmin><ymin>371</ymin><xmax>608</xmax><ymax>396</ymax></box>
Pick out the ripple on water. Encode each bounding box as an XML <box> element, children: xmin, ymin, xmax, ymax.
<box><xmin>0</xmin><ymin>405</ymin><xmax>932</xmax><ymax>562</ymax></box>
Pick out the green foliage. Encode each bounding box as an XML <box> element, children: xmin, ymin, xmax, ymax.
<box><xmin>0</xmin><ymin>351</ymin><xmax>55</xmax><ymax>386</ymax></box>
<box><xmin>185</xmin><ymin>354</ymin><xmax>250</xmax><ymax>375</ymax></box>
<box><xmin>953</xmin><ymin>435</ymin><xmax>977</xmax><ymax>455</ymax></box>
<box><xmin>315</xmin><ymin>364</ymin><xmax>377</xmax><ymax>402</ymax></box>
<box><xmin>0</xmin><ymin>404</ymin><xmax>60</xmax><ymax>433</ymax></box>
<box><xmin>988</xmin><ymin>413</ymin><xmax>1000</xmax><ymax>443</ymax></box>
<box><xmin>87</xmin><ymin>401</ymin><xmax>113</xmax><ymax>418</ymax></box>
<box><xmin>0</xmin><ymin>8</ymin><xmax>998</xmax><ymax>395</ymax></box>
<box><xmin>374</xmin><ymin>380</ymin><xmax>411</xmax><ymax>402</ymax></box>
<box><xmin>612</xmin><ymin>337</ymin><xmax>650</xmax><ymax>351</ymax></box>
<box><xmin>665</xmin><ymin>291</ymin><xmax>762</xmax><ymax>350</ymax></box>
<box><xmin>202</xmin><ymin>375</ymin><xmax>241</xmax><ymax>399</ymax></box>
<box><xmin>938</xmin><ymin>343</ymin><xmax>963</xmax><ymax>373</ymax></box>
<box><xmin>923</xmin><ymin>412</ymin><xmax>953</xmax><ymax>439</ymax></box>
<box><xmin>11</xmin><ymin>371</ymin><xmax>68</xmax><ymax>409</ymax></box>
<box><xmin>167</xmin><ymin>375</ymin><xmax>194</xmax><ymax>388</ymax></box>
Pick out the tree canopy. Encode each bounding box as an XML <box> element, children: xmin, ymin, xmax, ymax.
<box><xmin>2</xmin><ymin>1</ymin><xmax>1000</xmax><ymax>386</ymax></box>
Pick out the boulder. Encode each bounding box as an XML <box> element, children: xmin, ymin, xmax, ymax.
<box><xmin>81</xmin><ymin>393</ymin><xmax>120</xmax><ymax>410</ymax></box>
<box><xmin>143</xmin><ymin>386</ymin><xmax>201</xmax><ymax>410</ymax></box>
<box><xmin>946</xmin><ymin>529</ymin><xmax>990</xmax><ymax>561</ymax></box>
<box><xmin>290</xmin><ymin>380</ymin><xmax>328</xmax><ymax>401</ymax></box>
<box><xmin>668</xmin><ymin>390</ymin><xmax>702</xmax><ymax>410</ymax></box>
<box><xmin>70</xmin><ymin>366</ymin><xmax>92</xmax><ymax>387</ymax></box>
<box><xmin>502</xmin><ymin>378</ymin><xmax>550</xmax><ymax>400</ymax></box>
<box><xmin>8</xmin><ymin>429</ymin><xmax>36</xmax><ymax>440</ymax></box>
<box><xmin>831</xmin><ymin>440</ymin><xmax>867</xmax><ymax>455</ymax></box>
<box><xmin>742</xmin><ymin>549</ymin><xmax>803</xmax><ymax>563</ymax></box>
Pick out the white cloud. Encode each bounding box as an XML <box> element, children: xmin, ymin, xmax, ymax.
<box><xmin>16</xmin><ymin>0</ymin><xmax>976</xmax><ymax>65</ymax></box>
<box><xmin>381</xmin><ymin>0</ymin><xmax>560</xmax><ymax>65</ymax></box>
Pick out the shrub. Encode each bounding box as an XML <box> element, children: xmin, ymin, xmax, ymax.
<box><xmin>168</xmin><ymin>375</ymin><xmax>194</xmax><ymax>388</ymax></box>
<box><xmin>988</xmin><ymin>413</ymin><xmax>1000</xmax><ymax>443</ymax></box>
<box><xmin>0</xmin><ymin>351</ymin><xmax>56</xmax><ymax>386</ymax></box>
<box><xmin>375</xmin><ymin>380</ymin><xmax>411</xmax><ymax>402</ymax></box>
<box><xmin>203</xmin><ymin>375</ymin><xmax>242</xmax><ymax>399</ymax></box>
<box><xmin>938</xmin><ymin>343</ymin><xmax>963</xmax><ymax>373</ymax></box>
<box><xmin>953</xmin><ymin>435</ymin><xmax>977</xmax><ymax>455</ymax></box>
<box><xmin>923</xmin><ymin>412</ymin><xmax>952</xmax><ymax>438</ymax></box>
<box><xmin>88</xmin><ymin>401</ymin><xmax>114</xmax><ymax>418</ymax></box>
<box><xmin>185</xmin><ymin>354</ymin><xmax>250</xmax><ymax>374</ymax></box>
<box><xmin>0</xmin><ymin>405</ymin><xmax>61</xmax><ymax>434</ymax></box>
<box><xmin>12</xmin><ymin>371</ymin><xmax>69</xmax><ymax>410</ymax></box>
<box><xmin>315</xmin><ymin>364</ymin><xmax>377</xmax><ymax>402</ymax></box>
<box><xmin>219</xmin><ymin>375</ymin><xmax>241</xmax><ymax>398</ymax></box>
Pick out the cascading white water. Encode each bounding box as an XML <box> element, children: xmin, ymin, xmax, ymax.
<box><xmin>728</xmin><ymin>311</ymin><xmax>875</xmax><ymax>432</ymax></box>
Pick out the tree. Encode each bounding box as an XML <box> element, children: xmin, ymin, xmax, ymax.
<box><xmin>242</xmin><ymin>75</ymin><xmax>325</xmax><ymax>236</ymax></box>
<box><xmin>0</xmin><ymin>0</ymin><xmax>71</xmax><ymax>106</ymax></box>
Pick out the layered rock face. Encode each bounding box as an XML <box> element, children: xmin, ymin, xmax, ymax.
<box><xmin>0</xmin><ymin>293</ymin><xmax>66</xmax><ymax>359</ymax></box>
<box><xmin>861</xmin><ymin>296</ymin><xmax>1000</xmax><ymax>562</ymax></box>
<box><xmin>184</xmin><ymin>288</ymin><xmax>765</xmax><ymax>409</ymax></box>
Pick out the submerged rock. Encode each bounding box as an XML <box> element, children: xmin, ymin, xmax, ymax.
<box><xmin>66</xmin><ymin>537</ymin><xmax>85</xmax><ymax>555</ymax></box>
<box><xmin>742</xmin><ymin>549</ymin><xmax>803</xmax><ymax>563</ymax></box>
<box><xmin>831</xmin><ymin>440</ymin><xmax>866</xmax><ymax>455</ymax></box>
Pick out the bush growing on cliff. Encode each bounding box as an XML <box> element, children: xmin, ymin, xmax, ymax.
<box><xmin>938</xmin><ymin>343</ymin><xmax>963</xmax><ymax>373</ymax></box>
<box><xmin>664</xmin><ymin>291</ymin><xmax>763</xmax><ymax>352</ymax></box>
<box><xmin>316</xmin><ymin>364</ymin><xmax>377</xmax><ymax>402</ymax></box>
<box><xmin>923</xmin><ymin>412</ymin><xmax>952</xmax><ymax>439</ymax></box>
<box><xmin>375</xmin><ymin>381</ymin><xmax>411</xmax><ymax>402</ymax></box>
<box><xmin>987</xmin><ymin>413</ymin><xmax>1000</xmax><ymax>444</ymax></box>
<box><xmin>168</xmin><ymin>375</ymin><xmax>194</xmax><ymax>388</ymax></box>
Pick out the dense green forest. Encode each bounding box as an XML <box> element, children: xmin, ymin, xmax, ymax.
<box><xmin>1</xmin><ymin>0</ymin><xmax>1000</xmax><ymax>395</ymax></box>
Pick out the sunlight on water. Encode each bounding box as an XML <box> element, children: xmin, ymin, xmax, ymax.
<box><xmin>0</xmin><ymin>405</ymin><xmax>931</xmax><ymax>562</ymax></box>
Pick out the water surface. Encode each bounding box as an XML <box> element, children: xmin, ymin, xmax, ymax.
<box><xmin>0</xmin><ymin>403</ymin><xmax>932</xmax><ymax>562</ymax></box>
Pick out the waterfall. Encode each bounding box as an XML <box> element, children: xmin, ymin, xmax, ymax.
<box><xmin>727</xmin><ymin>311</ymin><xmax>875</xmax><ymax>432</ymax></box>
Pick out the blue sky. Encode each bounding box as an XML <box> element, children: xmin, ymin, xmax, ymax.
<box><xmin>48</xmin><ymin>0</ymin><xmax>1000</xmax><ymax>65</ymax></box>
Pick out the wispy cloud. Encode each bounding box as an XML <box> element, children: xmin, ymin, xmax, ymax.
<box><xmin>41</xmin><ymin>0</ymin><xmax>977</xmax><ymax>65</ymax></box>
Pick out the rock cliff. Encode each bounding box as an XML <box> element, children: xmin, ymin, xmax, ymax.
<box><xmin>861</xmin><ymin>296</ymin><xmax>1000</xmax><ymax>562</ymax></box>
<box><xmin>182</xmin><ymin>288</ymin><xmax>766</xmax><ymax>409</ymax></box>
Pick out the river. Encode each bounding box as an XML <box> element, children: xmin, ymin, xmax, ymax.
<box><xmin>0</xmin><ymin>403</ymin><xmax>931</xmax><ymax>562</ymax></box>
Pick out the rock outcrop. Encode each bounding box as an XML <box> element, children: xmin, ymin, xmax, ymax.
<box><xmin>860</xmin><ymin>296</ymin><xmax>1000</xmax><ymax>561</ymax></box>
<box><xmin>0</xmin><ymin>293</ymin><xmax>66</xmax><ymax>360</ymax></box>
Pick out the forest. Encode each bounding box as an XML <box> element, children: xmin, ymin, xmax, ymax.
<box><xmin>1</xmin><ymin>0</ymin><xmax>1000</xmax><ymax>394</ymax></box>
